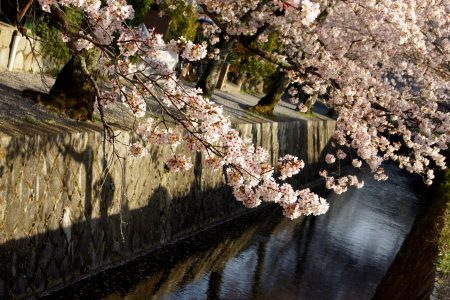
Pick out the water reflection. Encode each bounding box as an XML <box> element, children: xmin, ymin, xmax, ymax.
<box><xmin>43</xmin><ymin>166</ymin><xmax>422</xmax><ymax>300</ymax></box>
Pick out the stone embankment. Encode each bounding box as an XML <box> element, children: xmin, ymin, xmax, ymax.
<box><xmin>0</xmin><ymin>71</ymin><xmax>335</xmax><ymax>299</ymax></box>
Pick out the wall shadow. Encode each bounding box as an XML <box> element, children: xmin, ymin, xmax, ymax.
<box><xmin>0</xmin><ymin>136</ymin><xmax>250</xmax><ymax>299</ymax></box>
<box><xmin>35</xmin><ymin>165</ymin><xmax>426</xmax><ymax>300</ymax></box>
<box><xmin>0</xmin><ymin>182</ymin><xmax>253</xmax><ymax>299</ymax></box>
<box><xmin>0</xmin><ymin>115</ymin><xmax>337</xmax><ymax>299</ymax></box>
<box><xmin>0</xmin><ymin>134</ymin><xmax>119</xmax><ymax>299</ymax></box>
<box><xmin>38</xmin><ymin>205</ymin><xmax>283</xmax><ymax>300</ymax></box>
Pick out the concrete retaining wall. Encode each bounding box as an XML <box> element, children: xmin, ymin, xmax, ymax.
<box><xmin>0</xmin><ymin>118</ymin><xmax>335</xmax><ymax>299</ymax></box>
<box><xmin>0</xmin><ymin>22</ymin><xmax>42</xmax><ymax>73</ymax></box>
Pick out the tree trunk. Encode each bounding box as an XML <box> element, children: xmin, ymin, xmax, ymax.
<box><xmin>196</xmin><ymin>37</ymin><xmax>235</xmax><ymax>98</ymax></box>
<box><xmin>251</xmin><ymin>72</ymin><xmax>291</xmax><ymax>115</ymax></box>
<box><xmin>22</xmin><ymin>55</ymin><xmax>96</xmax><ymax>121</ymax></box>
<box><xmin>49</xmin><ymin>55</ymin><xmax>96</xmax><ymax>120</ymax></box>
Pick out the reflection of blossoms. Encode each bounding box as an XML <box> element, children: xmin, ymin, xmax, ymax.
<box><xmin>374</xmin><ymin>172</ymin><xmax>389</xmax><ymax>181</ymax></box>
<box><xmin>325</xmin><ymin>154</ymin><xmax>336</xmax><ymax>164</ymax></box>
<box><xmin>298</xmin><ymin>103</ymin><xmax>308</xmax><ymax>113</ymax></box>
<box><xmin>336</xmin><ymin>149</ymin><xmax>347</xmax><ymax>160</ymax></box>
<box><xmin>352</xmin><ymin>159</ymin><xmax>362</xmax><ymax>168</ymax></box>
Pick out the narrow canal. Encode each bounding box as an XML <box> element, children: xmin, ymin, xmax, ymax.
<box><xmin>41</xmin><ymin>165</ymin><xmax>427</xmax><ymax>300</ymax></box>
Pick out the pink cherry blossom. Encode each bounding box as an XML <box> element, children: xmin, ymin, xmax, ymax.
<box><xmin>129</xmin><ymin>141</ymin><xmax>146</xmax><ymax>158</ymax></box>
<box><xmin>277</xmin><ymin>154</ymin><xmax>305</xmax><ymax>180</ymax></box>
<box><xmin>166</xmin><ymin>154</ymin><xmax>193</xmax><ymax>172</ymax></box>
<box><xmin>325</xmin><ymin>154</ymin><xmax>336</xmax><ymax>164</ymax></box>
<box><xmin>298</xmin><ymin>103</ymin><xmax>308</xmax><ymax>113</ymax></box>
<box><xmin>34</xmin><ymin>0</ymin><xmax>449</xmax><ymax>220</ymax></box>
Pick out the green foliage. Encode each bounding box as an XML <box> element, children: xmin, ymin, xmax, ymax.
<box><xmin>225</xmin><ymin>50</ymin><xmax>240</xmax><ymax>65</ymax></box>
<box><xmin>240</xmin><ymin>57</ymin><xmax>277</xmax><ymax>78</ymax></box>
<box><xmin>33</xmin><ymin>7</ymin><xmax>86</xmax><ymax>74</ymax></box>
<box><xmin>162</xmin><ymin>1</ymin><xmax>199</xmax><ymax>41</ymax></box>
<box><xmin>258</xmin><ymin>32</ymin><xmax>284</xmax><ymax>53</ymax></box>
<box><xmin>127</xmin><ymin>0</ymin><xmax>154</xmax><ymax>25</ymax></box>
<box><xmin>34</xmin><ymin>15</ymin><xmax>72</xmax><ymax>74</ymax></box>
<box><xmin>229</xmin><ymin>33</ymin><xmax>281</xmax><ymax>81</ymax></box>
<box><xmin>23</xmin><ymin>115</ymin><xmax>41</xmax><ymax>125</ymax></box>
<box><xmin>436</xmin><ymin>169</ymin><xmax>450</xmax><ymax>275</ymax></box>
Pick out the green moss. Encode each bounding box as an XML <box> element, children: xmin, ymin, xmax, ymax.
<box><xmin>33</xmin><ymin>7</ymin><xmax>85</xmax><ymax>75</ymax></box>
<box><xmin>436</xmin><ymin>169</ymin><xmax>450</xmax><ymax>274</ymax></box>
<box><xmin>163</xmin><ymin>1</ymin><xmax>199</xmax><ymax>41</ymax></box>
<box><xmin>92</xmin><ymin>115</ymin><xmax>102</xmax><ymax>123</ymax></box>
<box><xmin>23</xmin><ymin>115</ymin><xmax>41</xmax><ymax>125</ymax></box>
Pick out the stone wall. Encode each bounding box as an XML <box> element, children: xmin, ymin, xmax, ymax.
<box><xmin>0</xmin><ymin>118</ymin><xmax>335</xmax><ymax>299</ymax></box>
<box><xmin>0</xmin><ymin>22</ymin><xmax>42</xmax><ymax>73</ymax></box>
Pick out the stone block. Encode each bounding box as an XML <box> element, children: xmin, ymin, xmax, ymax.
<box><xmin>24</xmin><ymin>53</ymin><xmax>33</xmax><ymax>72</ymax></box>
<box><xmin>45</xmin><ymin>260</ymin><xmax>62</xmax><ymax>285</ymax></box>
<box><xmin>13</xmin><ymin>51</ymin><xmax>23</xmax><ymax>70</ymax></box>
<box><xmin>0</xmin><ymin>278</ymin><xmax>5</xmax><ymax>299</ymax></box>
<box><xmin>23</xmin><ymin>39</ymin><xmax>34</xmax><ymax>55</ymax></box>
<box><xmin>17</xmin><ymin>36</ymin><xmax>27</xmax><ymax>52</ymax></box>
<box><xmin>0</xmin><ymin>27</ymin><xmax>13</xmax><ymax>48</ymax></box>
<box><xmin>31</xmin><ymin>58</ymin><xmax>42</xmax><ymax>74</ymax></box>
<box><xmin>0</xmin><ymin>48</ymin><xmax>9</xmax><ymax>69</ymax></box>
<box><xmin>31</xmin><ymin>268</ymin><xmax>45</xmax><ymax>293</ymax></box>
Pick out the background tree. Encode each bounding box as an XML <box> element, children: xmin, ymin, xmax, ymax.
<box><xmin>195</xmin><ymin>33</ymin><xmax>235</xmax><ymax>97</ymax></box>
<box><xmin>160</xmin><ymin>0</ymin><xmax>199</xmax><ymax>41</ymax></box>
<box><xmin>228</xmin><ymin>34</ymin><xmax>279</xmax><ymax>94</ymax></box>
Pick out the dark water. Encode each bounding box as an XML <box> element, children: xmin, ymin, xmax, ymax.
<box><xmin>42</xmin><ymin>166</ymin><xmax>423</xmax><ymax>300</ymax></box>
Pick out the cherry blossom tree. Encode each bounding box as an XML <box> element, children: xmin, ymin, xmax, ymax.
<box><xmin>187</xmin><ymin>0</ymin><xmax>323</xmax><ymax>107</ymax></box>
<box><xmin>18</xmin><ymin>0</ymin><xmax>450</xmax><ymax>219</ymax></box>
<box><xmin>292</xmin><ymin>0</ymin><xmax>450</xmax><ymax>191</ymax></box>
<box><xmin>22</xmin><ymin>0</ymin><xmax>329</xmax><ymax>219</ymax></box>
<box><xmin>193</xmin><ymin>0</ymin><xmax>449</xmax><ymax>192</ymax></box>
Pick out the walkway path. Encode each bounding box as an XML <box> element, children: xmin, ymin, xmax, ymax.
<box><xmin>0</xmin><ymin>69</ymin><xmax>331</xmax><ymax>137</ymax></box>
